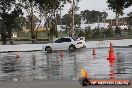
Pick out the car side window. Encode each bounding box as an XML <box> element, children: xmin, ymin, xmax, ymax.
<box><xmin>61</xmin><ymin>38</ymin><xmax>71</xmax><ymax>42</ymax></box>
<box><xmin>55</xmin><ymin>39</ymin><xmax>62</xmax><ymax>43</ymax></box>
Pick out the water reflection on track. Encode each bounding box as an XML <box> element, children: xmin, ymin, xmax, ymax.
<box><xmin>0</xmin><ymin>48</ymin><xmax>132</xmax><ymax>81</ymax></box>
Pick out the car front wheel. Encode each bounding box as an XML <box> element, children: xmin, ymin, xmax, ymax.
<box><xmin>45</xmin><ymin>46</ymin><xmax>52</xmax><ymax>52</ymax></box>
<box><xmin>69</xmin><ymin>45</ymin><xmax>76</xmax><ymax>51</ymax></box>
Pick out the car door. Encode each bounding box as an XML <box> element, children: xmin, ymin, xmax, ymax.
<box><xmin>53</xmin><ymin>38</ymin><xmax>63</xmax><ymax>50</ymax></box>
<box><xmin>53</xmin><ymin>38</ymin><xmax>72</xmax><ymax>50</ymax></box>
<box><xmin>60</xmin><ymin>38</ymin><xmax>72</xmax><ymax>50</ymax></box>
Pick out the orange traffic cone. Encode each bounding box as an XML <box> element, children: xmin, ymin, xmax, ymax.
<box><xmin>59</xmin><ymin>49</ymin><xmax>64</xmax><ymax>60</ymax></box>
<box><xmin>16</xmin><ymin>53</ymin><xmax>20</xmax><ymax>59</ymax></box>
<box><xmin>92</xmin><ymin>48</ymin><xmax>96</xmax><ymax>59</ymax></box>
<box><xmin>92</xmin><ymin>48</ymin><xmax>96</xmax><ymax>56</ymax></box>
<box><xmin>107</xmin><ymin>42</ymin><xmax>115</xmax><ymax>64</ymax></box>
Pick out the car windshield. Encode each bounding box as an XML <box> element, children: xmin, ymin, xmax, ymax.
<box><xmin>55</xmin><ymin>38</ymin><xmax>72</xmax><ymax>43</ymax></box>
<box><xmin>71</xmin><ymin>37</ymin><xmax>77</xmax><ymax>41</ymax></box>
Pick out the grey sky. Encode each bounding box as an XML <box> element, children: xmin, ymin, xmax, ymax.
<box><xmin>62</xmin><ymin>0</ymin><xmax>132</xmax><ymax>19</ymax></box>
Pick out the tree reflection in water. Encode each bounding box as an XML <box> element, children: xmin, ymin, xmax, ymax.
<box><xmin>116</xmin><ymin>52</ymin><xmax>125</xmax><ymax>74</ymax></box>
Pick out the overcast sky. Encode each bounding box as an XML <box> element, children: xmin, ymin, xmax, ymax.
<box><xmin>62</xmin><ymin>0</ymin><xmax>132</xmax><ymax>19</ymax></box>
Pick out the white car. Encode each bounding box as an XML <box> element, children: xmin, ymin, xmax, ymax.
<box><xmin>42</xmin><ymin>37</ymin><xmax>86</xmax><ymax>52</ymax></box>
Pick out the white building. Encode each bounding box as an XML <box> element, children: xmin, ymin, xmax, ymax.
<box><xmin>80</xmin><ymin>23</ymin><xmax>110</xmax><ymax>30</ymax></box>
<box><xmin>111</xmin><ymin>25</ymin><xmax>128</xmax><ymax>29</ymax></box>
<box><xmin>57</xmin><ymin>23</ymin><xmax>110</xmax><ymax>31</ymax></box>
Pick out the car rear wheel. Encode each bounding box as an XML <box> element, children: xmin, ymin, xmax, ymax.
<box><xmin>69</xmin><ymin>45</ymin><xmax>76</xmax><ymax>51</ymax></box>
<box><xmin>45</xmin><ymin>46</ymin><xmax>52</xmax><ymax>52</ymax></box>
<box><xmin>83</xmin><ymin>45</ymin><xmax>86</xmax><ymax>48</ymax></box>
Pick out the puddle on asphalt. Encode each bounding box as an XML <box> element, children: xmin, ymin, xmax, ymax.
<box><xmin>0</xmin><ymin>48</ymin><xmax>132</xmax><ymax>81</ymax></box>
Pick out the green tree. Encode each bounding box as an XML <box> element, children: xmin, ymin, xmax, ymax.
<box><xmin>78</xmin><ymin>30</ymin><xmax>84</xmax><ymax>37</ymax></box>
<box><xmin>36</xmin><ymin>0</ymin><xmax>71</xmax><ymax>40</ymax></box>
<box><xmin>19</xmin><ymin>0</ymin><xmax>39</xmax><ymax>44</ymax></box>
<box><xmin>81</xmin><ymin>10</ymin><xmax>108</xmax><ymax>23</ymax></box>
<box><xmin>105</xmin><ymin>27</ymin><xmax>114</xmax><ymax>37</ymax></box>
<box><xmin>107</xmin><ymin>0</ymin><xmax>125</xmax><ymax>16</ymax></box>
<box><xmin>0</xmin><ymin>0</ymin><xmax>22</xmax><ymax>44</ymax></box>
<box><xmin>114</xmin><ymin>27</ymin><xmax>121</xmax><ymax>36</ymax></box>
<box><xmin>92</xmin><ymin>28</ymin><xmax>101</xmax><ymax>38</ymax></box>
<box><xmin>124</xmin><ymin>0</ymin><xmax>132</xmax><ymax>8</ymax></box>
<box><xmin>62</xmin><ymin>14</ymin><xmax>72</xmax><ymax>26</ymax></box>
<box><xmin>84</xmin><ymin>27</ymin><xmax>92</xmax><ymax>39</ymax></box>
<box><xmin>61</xmin><ymin>14</ymin><xmax>81</xmax><ymax>37</ymax></box>
<box><xmin>127</xmin><ymin>12</ymin><xmax>132</xmax><ymax>29</ymax></box>
<box><xmin>0</xmin><ymin>0</ymin><xmax>15</xmax><ymax>45</ymax></box>
<box><xmin>14</xmin><ymin>16</ymin><xmax>27</xmax><ymax>31</ymax></box>
<box><xmin>68</xmin><ymin>0</ymin><xmax>80</xmax><ymax>37</ymax></box>
<box><xmin>5</xmin><ymin>7</ymin><xmax>23</xmax><ymax>43</ymax></box>
<box><xmin>61</xmin><ymin>14</ymin><xmax>81</xmax><ymax>26</ymax></box>
<box><xmin>26</xmin><ymin>15</ymin><xmax>39</xmax><ymax>29</ymax></box>
<box><xmin>107</xmin><ymin>0</ymin><xmax>131</xmax><ymax>35</ymax></box>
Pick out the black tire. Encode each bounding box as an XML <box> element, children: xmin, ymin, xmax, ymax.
<box><xmin>69</xmin><ymin>45</ymin><xmax>76</xmax><ymax>51</ymax></box>
<box><xmin>83</xmin><ymin>45</ymin><xmax>86</xmax><ymax>48</ymax></box>
<box><xmin>45</xmin><ymin>46</ymin><xmax>52</xmax><ymax>52</ymax></box>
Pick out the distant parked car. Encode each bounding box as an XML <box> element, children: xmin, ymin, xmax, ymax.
<box><xmin>42</xmin><ymin>37</ymin><xmax>86</xmax><ymax>52</ymax></box>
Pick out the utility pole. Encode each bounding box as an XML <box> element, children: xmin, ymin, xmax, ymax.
<box><xmin>104</xmin><ymin>18</ymin><xmax>106</xmax><ymax>28</ymax></box>
<box><xmin>85</xmin><ymin>13</ymin><xmax>87</xmax><ymax>23</ymax></box>
<box><xmin>103</xmin><ymin>16</ymin><xmax>106</xmax><ymax>40</ymax></box>
<box><xmin>71</xmin><ymin>0</ymin><xmax>75</xmax><ymax>38</ymax></box>
<box><xmin>103</xmin><ymin>10</ymin><xmax>106</xmax><ymax>40</ymax></box>
<box><xmin>98</xmin><ymin>16</ymin><xmax>100</xmax><ymax>29</ymax></box>
<box><xmin>116</xmin><ymin>16</ymin><xmax>118</xmax><ymax>27</ymax></box>
<box><xmin>59</xmin><ymin>0</ymin><xmax>62</xmax><ymax>37</ymax></box>
<box><xmin>111</xmin><ymin>19</ymin><xmax>112</xmax><ymax>27</ymax></box>
<box><xmin>103</xmin><ymin>10</ymin><xmax>106</xmax><ymax>29</ymax></box>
